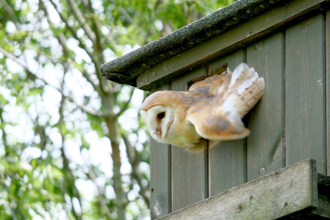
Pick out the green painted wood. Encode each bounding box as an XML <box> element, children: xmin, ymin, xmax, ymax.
<box><xmin>150</xmin><ymin>140</ymin><xmax>171</xmax><ymax>219</ymax></box>
<box><xmin>137</xmin><ymin>0</ymin><xmax>329</xmax><ymax>91</ymax></box>
<box><xmin>208</xmin><ymin>49</ymin><xmax>247</xmax><ymax>196</ymax></box>
<box><xmin>170</xmin><ymin>66</ymin><xmax>208</xmax><ymax>212</ymax></box>
<box><xmin>286</xmin><ymin>14</ymin><xmax>326</xmax><ymax>174</ymax></box>
<box><xmin>157</xmin><ymin>159</ymin><xmax>319</xmax><ymax>220</ymax></box>
<box><xmin>150</xmin><ymin>84</ymin><xmax>172</xmax><ymax>219</ymax></box>
<box><xmin>326</xmin><ymin>10</ymin><xmax>330</xmax><ymax>176</ymax></box>
<box><xmin>246</xmin><ymin>32</ymin><xmax>285</xmax><ymax>181</ymax></box>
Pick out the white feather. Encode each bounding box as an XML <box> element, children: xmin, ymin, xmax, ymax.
<box><xmin>221</xmin><ymin>96</ymin><xmax>237</xmax><ymax>114</ymax></box>
<box><xmin>237</xmin><ymin>76</ymin><xmax>257</xmax><ymax>94</ymax></box>
<box><xmin>250</xmin><ymin>68</ymin><xmax>259</xmax><ymax>78</ymax></box>
<box><xmin>229</xmin><ymin>63</ymin><xmax>249</xmax><ymax>88</ymax></box>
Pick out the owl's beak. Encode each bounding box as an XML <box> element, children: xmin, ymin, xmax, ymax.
<box><xmin>155</xmin><ymin>126</ymin><xmax>162</xmax><ymax>138</ymax></box>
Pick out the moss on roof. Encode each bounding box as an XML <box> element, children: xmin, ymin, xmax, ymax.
<box><xmin>100</xmin><ymin>0</ymin><xmax>292</xmax><ymax>87</ymax></box>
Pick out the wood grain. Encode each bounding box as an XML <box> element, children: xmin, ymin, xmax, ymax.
<box><xmin>326</xmin><ymin>10</ymin><xmax>330</xmax><ymax>176</ymax></box>
<box><xmin>150</xmin><ymin>139</ymin><xmax>171</xmax><ymax>219</ymax></box>
<box><xmin>285</xmin><ymin>14</ymin><xmax>326</xmax><ymax>174</ymax></box>
<box><xmin>157</xmin><ymin>159</ymin><xmax>319</xmax><ymax>220</ymax></box>
<box><xmin>208</xmin><ymin>49</ymin><xmax>247</xmax><ymax>196</ymax></box>
<box><xmin>246</xmin><ymin>32</ymin><xmax>285</xmax><ymax>181</ymax></box>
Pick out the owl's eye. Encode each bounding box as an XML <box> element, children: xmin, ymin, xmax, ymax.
<box><xmin>157</xmin><ymin>112</ymin><xmax>165</xmax><ymax>120</ymax></box>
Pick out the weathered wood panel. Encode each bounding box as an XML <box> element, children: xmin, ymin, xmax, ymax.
<box><xmin>285</xmin><ymin>14</ymin><xmax>326</xmax><ymax>173</ymax></box>
<box><xmin>150</xmin><ymin>141</ymin><xmax>172</xmax><ymax>219</ymax></box>
<box><xmin>326</xmin><ymin>10</ymin><xmax>330</xmax><ymax>176</ymax></box>
<box><xmin>208</xmin><ymin>49</ymin><xmax>247</xmax><ymax>196</ymax></box>
<box><xmin>246</xmin><ymin>32</ymin><xmax>285</xmax><ymax>181</ymax></box>
<box><xmin>170</xmin><ymin>66</ymin><xmax>208</xmax><ymax>211</ymax></box>
<box><xmin>150</xmin><ymin>84</ymin><xmax>172</xmax><ymax>219</ymax></box>
<box><xmin>157</xmin><ymin>159</ymin><xmax>319</xmax><ymax>220</ymax></box>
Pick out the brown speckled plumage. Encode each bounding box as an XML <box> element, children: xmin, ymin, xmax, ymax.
<box><xmin>140</xmin><ymin>63</ymin><xmax>265</xmax><ymax>149</ymax></box>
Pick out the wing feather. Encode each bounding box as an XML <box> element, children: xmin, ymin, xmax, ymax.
<box><xmin>187</xmin><ymin>63</ymin><xmax>264</xmax><ymax>140</ymax></box>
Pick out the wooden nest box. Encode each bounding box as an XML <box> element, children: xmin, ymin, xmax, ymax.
<box><xmin>101</xmin><ymin>0</ymin><xmax>330</xmax><ymax>219</ymax></box>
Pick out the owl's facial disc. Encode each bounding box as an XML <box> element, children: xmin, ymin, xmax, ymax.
<box><xmin>140</xmin><ymin>106</ymin><xmax>173</xmax><ymax>141</ymax></box>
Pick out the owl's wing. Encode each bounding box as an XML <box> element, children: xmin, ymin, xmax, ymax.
<box><xmin>187</xmin><ymin>103</ymin><xmax>251</xmax><ymax>140</ymax></box>
<box><xmin>187</xmin><ymin>63</ymin><xmax>264</xmax><ymax>141</ymax></box>
<box><xmin>188</xmin><ymin>63</ymin><xmax>228</xmax><ymax>94</ymax></box>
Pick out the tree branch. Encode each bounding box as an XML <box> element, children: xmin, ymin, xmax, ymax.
<box><xmin>81</xmin><ymin>0</ymin><xmax>92</xmax><ymax>11</ymax></box>
<box><xmin>0</xmin><ymin>47</ymin><xmax>112</xmax><ymax>129</ymax></box>
<box><xmin>0</xmin><ymin>48</ymin><xmax>30</xmax><ymax>72</ymax></box>
<box><xmin>0</xmin><ymin>46</ymin><xmax>109</xmax><ymax>125</ymax></box>
<box><xmin>87</xmin><ymin>166</ymin><xmax>112</xmax><ymax>218</ymax></box>
<box><xmin>114</xmin><ymin>88</ymin><xmax>135</xmax><ymax>120</ymax></box>
<box><xmin>48</xmin><ymin>0</ymin><xmax>110</xmax><ymax>96</ymax></box>
<box><xmin>58</xmin><ymin>67</ymin><xmax>83</xmax><ymax>220</ymax></box>
<box><xmin>39</xmin><ymin>0</ymin><xmax>70</xmax><ymax>62</ymax></box>
<box><xmin>66</xmin><ymin>0</ymin><xmax>96</xmax><ymax>43</ymax></box>
<box><xmin>57</xmin><ymin>33</ymin><xmax>69</xmax><ymax>58</ymax></box>
<box><xmin>69</xmin><ymin>99</ymin><xmax>113</xmax><ymax>118</ymax></box>
<box><xmin>0</xmin><ymin>48</ymin><xmax>64</xmax><ymax>95</ymax></box>
<box><xmin>122</xmin><ymin>134</ymin><xmax>150</xmax><ymax>207</ymax></box>
<box><xmin>0</xmin><ymin>108</ymin><xmax>9</xmax><ymax>154</ymax></box>
<box><xmin>105</xmin><ymin>113</ymin><xmax>127</xmax><ymax>219</ymax></box>
<box><xmin>91</xmin><ymin>16</ymin><xmax>105</xmax><ymax>64</ymax></box>
<box><xmin>25</xmin><ymin>40</ymin><xmax>100</xmax><ymax>95</ymax></box>
<box><xmin>29</xmin><ymin>35</ymin><xmax>100</xmax><ymax>95</ymax></box>
<box><xmin>41</xmin><ymin>0</ymin><xmax>103</xmax><ymax>97</ymax></box>
<box><xmin>82</xmin><ymin>0</ymin><xmax>104</xmax><ymax>58</ymax></box>
<box><xmin>56</xmin><ymin>31</ymin><xmax>101</xmax><ymax>94</ymax></box>
<box><xmin>1</xmin><ymin>47</ymin><xmax>55</xmax><ymax>85</ymax></box>
<box><xmin>118</xmin><ymin>6</ymin><xmax>136</xmax><ymax>26</ymax></box>
<box><xmin>48</xmin><ymin>0</ymin><xmax>92</xmax><ymax>56</ymax></box>
<box><xmin>0</xmin><ymin>0</ymin><xmax>20</xmax><ymax>28</ymax></box>
<box><xmin>24</xmin><ymin>44</ymin><xmax>64</xmax><ymax>65</ymax></box>
<box><xmin>2</xmin><ymin>14</ymin><xmax>107</xmax><ymax>126</ymax></box>
<box><xmin>81</xmin><ymin>70</ymin><xmax>99</xmax><ymax>93</ymax></box>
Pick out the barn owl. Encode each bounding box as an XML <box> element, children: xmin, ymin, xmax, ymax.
<box><xmin>140</xmin><ymin>63</ymin><xmax>265</xmax><ymax>149</ymax></box>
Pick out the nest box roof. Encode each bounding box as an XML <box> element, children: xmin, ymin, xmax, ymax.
<box><xmin>100</xmin><ymin>0</ymin><xmax>291</xmax><ymax>87</ymax></box>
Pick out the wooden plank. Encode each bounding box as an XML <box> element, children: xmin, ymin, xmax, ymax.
<box><xmin>150</xmin><ymin>84</ymin><xmax>172</xmax><ymax>219</ymax></box>
<box><xmin>170</xmin><ymin>66</ymin><xmax>208</xmax><ymax>212</ymax></box>
<box><xmin>137</xmin><ymin>0</ymin><xmax>330</xmax><ymax>91</ymax></box>
<box><xmin>246</xmin><ymin>32</ymin><xmax>285</xmax><ymax>181</ymax></box>
<box><xmin>150</xmin><ymin>140</ymin><xmax>171</xmax><ymax>219</ymax></box>
<box><xmin>208</xmin><ymin>49</ymin><xmax>247</xmax><ymax>196</ymax></box>
<box><xmin>157</xmin><ymin>159</ymin><xmax>318</xmax><ymax>220</ymax></box>
<box><xmin>326</xmin><ymin>10</ymin><xmax>330</xmax><ymax>176</ymax></box>
<box><xmin>285</xmin><ymin>14</ymin><xmax>326</xmax><ymax>174</ymax></box>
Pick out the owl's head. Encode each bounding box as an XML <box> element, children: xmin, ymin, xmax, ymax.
<box><xmin>140</xmin><ymin>92</ymin><xmax>174</xmax><ymax>142</ymax></box>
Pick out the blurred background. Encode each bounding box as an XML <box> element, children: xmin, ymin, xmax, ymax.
<box><xmin>0</xmin><ymin>0</ymin><xmax>233</xmax><ymax>219</ymax></box>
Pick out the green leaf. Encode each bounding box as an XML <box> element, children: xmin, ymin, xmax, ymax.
<box><xmin>0</xmin><ymin>94</ymin><xmax>8</xmax><ymax>105</ymax></box>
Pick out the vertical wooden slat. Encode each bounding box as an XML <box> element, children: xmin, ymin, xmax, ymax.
<box><xmin>286</xmin><ymin>14</ymin><xmax>326</xmax><ymax>174</ymax></box>
<box><xmin>208</xmin><ymin>49</ymin><xmax>247</xmax><ymax>196</ymax></box>
<box><xmin>326</xmin><ymin>10</ymin><xmax>330</xmax><ymax>176</ymax></box>
<box><xmin>150</xmin><ymin>84</ymin><xmax>171</xmax><ymax>219</ymax></box>
<box><xmin>171</xmin><ymin>66</ymin><xmax>208</xmax><ymax>212</ymax></box>
<box><xmin>150</xmin><ymin>140</ymin><xmax>171</xmax><ymax>219</ymax></box>
<box><xmin>246</xmin><ymin>32</ymin><xmax>285</xmax><ymax>181</ymax></box>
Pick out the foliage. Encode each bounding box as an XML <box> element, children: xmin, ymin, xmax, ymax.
<box><xmin>0</xmin><ymin>0</ymin><xmax>233</xmax><ymax>219</ymax></box>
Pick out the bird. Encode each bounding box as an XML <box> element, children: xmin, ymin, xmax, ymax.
<box><xmin>140</xmin><ymin>63</ymin><xmax>265</xmax><ymax>149</ymax></box>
